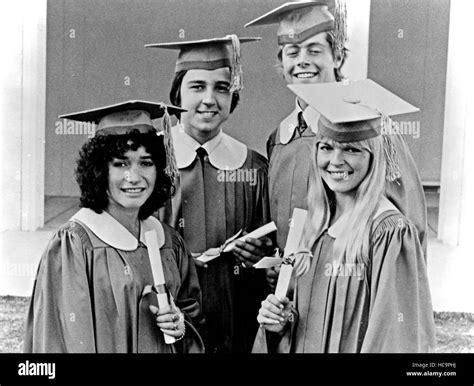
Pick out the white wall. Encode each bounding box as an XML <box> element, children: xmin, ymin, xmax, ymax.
<box><xmin>0</xmin><ymin>0</ymin><xmax>46</xmax><ymax>231</ymax></box>
<box><xmin>438</xmin><ymin>0</ymin><xmax>474</xmax><ymax>247</ymax></box>
<box><xmin>345</xmin><ymin>0</ymin><xmax>371</xmax><ymax>80</ymax></box>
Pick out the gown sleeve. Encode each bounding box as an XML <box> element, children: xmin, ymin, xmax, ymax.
<box><xmin>171</xmin><ymin>229</ymin><xmax>202</xmax><ymax>324</ymax></box>
<box><xmin>251</xmin><ymin>151</ymin><xmax>271</xmax><ymax>229</ymax></box>
<box><xmin>165</xmin><ymin>230</ymin><xmax>205</xmax><ymax>353</ymax></box>
<box><xmin>251</xmin><ymin>308</ymin><xmax>297</xmax><ymax>353</ymax></box>
<box><xmin>23</xmin><ymin>221</ymin><xmax>96</xmax><ymax>353</ymax></box>
<box><xmin>361</xmin><ymin>214</ymin><xmax>436</xmax><ymax>353</ymax></box>
<box><xmin>266</xmin><ymin>128</ymin><xmax>278</xmax><ymax>161</ymax></box>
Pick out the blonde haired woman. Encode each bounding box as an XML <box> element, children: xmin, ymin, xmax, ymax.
<box><xmin>253</xmin><ymin>81</ymin><xmax>436</xmax><ymax>353</ymax></box>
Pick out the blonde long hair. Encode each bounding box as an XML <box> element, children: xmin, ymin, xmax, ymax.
<box><xmin>294</xmin><ymin>133</ymin><xmax>387</xmax><ymax>276</ymax></box>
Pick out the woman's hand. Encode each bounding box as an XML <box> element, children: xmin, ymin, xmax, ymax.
<box><xmin>257</xmin><ymin>294</ymin><xmax>292</xmax><ymax>335</ymax></box>
<box><xmin>149</xmin><ymin>300</ymin><xmax>185</xmax><ymax>338</ymax></box>
<box><xmin>232</xmin><ymin>235</ymin><xmax>273</xmax><ymax>268</ymax></box>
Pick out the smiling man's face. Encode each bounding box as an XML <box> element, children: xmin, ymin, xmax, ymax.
<box><xmin>281</xmin><ymin>32</ymin><xmax>341</xmax><ymax>85</ymax></box>
<box><xmin>179</xmin><ymin>67</ymin><xmax>232</xmax><ymax>141</ymax></box>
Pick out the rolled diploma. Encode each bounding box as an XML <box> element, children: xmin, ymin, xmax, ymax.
<box><xmin>145</xmin><ymin>230</ymin><xmax>176</xmax><ymax>344</ymax></box>
<box><xmin>274</xmin><ymin>208</ymin><xmax>307</xmax><ymax>300</ymax></box>
<box><xmin>222</xmin><ymin>221</ymin><xmax>277</xmax><ymax>253</ymax></box>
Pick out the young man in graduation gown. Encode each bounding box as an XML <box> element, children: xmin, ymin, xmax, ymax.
<box><xmin>245</xmin><ymin>1</ymin><xmax>428</xmax><ymax>273</ymax></box>
<box><xmin>146</xmin><ymin>36</ymin><xmax>271</xmax><ymax>353</ymax></box>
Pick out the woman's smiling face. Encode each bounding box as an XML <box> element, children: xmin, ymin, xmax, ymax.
<box><xmin>107</xmin><ymin>146</ymin><xmax>157</xmax><ymax>211</ymax></box>
<box><xmin>317</xmin><ymin>139</ymin><xmax>371</xmax><ymax>197</ymax></box>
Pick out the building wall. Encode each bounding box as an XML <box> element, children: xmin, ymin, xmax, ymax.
<box><xmin>0</xmin><ymin>4</ymin><xmax>24</xmax><ymax>231</ymax></box>
<box><xmin>368</xmin><ymin>0</ymin><xmax>450</xmax><ymax>184</ymax></box>
<box><xmin>44</xmin><ymin>0</ymin><xmax>445</xmax><ymax>196</ymax></box>
<box><xmin>1</xmin><ymin>1</ymin><xmax>46</xmax><ymax>232</ymax></box>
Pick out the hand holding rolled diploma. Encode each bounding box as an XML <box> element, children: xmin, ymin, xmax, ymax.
<box><xmin>274</xmin><ymin>208</ymin><xmax>308</xmax><ymax>300</ymax></box>
<box><xmin>149</xmin><ymin>296</ymin><xmax>185</xmax><ymax>339</ymax></box>
<box><xmin>257</xmin><ymin>294</ymin><xmax>291</xmax><ymax>335</ymax></box>
<box><xmin>196</xmin><ymin>222</ymin><xmax>276</xmax><ymax>265</ymax></box>
<box><xmin>223</xmin><ymin>222</ymin><xmax>277</xmax><ymax>253</ymax></box>
<box><xmin>145</xmin><ymin>230</ymin><xmax>176</xmax><ymax>344</ymax></box>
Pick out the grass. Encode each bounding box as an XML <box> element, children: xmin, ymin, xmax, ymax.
<box><xmin>433</xmin><ymin>311</ymin><xmax>474</xmax><ymax>353</ymax></box>
<box><xmin>0</xmin><ymin>296</ymin><xmax>30</xmax><ymax>353</ymax></box>
<box><xmin>1</xmin><ymin>296</ymin><xmax>473</xmax><ymax>353</ymax></box>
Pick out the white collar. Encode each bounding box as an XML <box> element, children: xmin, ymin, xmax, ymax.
<box><xmin>172</xmin><ymin>124</ymin><xmax>247</xmax><ymax>170</ymax></box>
<box><xmin>327</xmin><ymin>196</ymin><xmax>399</xmax><ymax>238</ymax></box>
<box><xmin>70</xmin><ymin>208</ymin><xmax>165</xmax><ymax>251</ymax></box>
<box><xmin>278</xmin><ymin>99</ymin><xmax>320</xmax><ymax>144</ymax></box>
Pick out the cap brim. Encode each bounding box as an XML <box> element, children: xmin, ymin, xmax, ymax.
<box><xmin>59</xmin><ymin>100</ymin><xmax>186</xmax><ymax>123</ymax></box>
<box><xmin>244</xmin><ymin>1</ymin><xmax>327</xmax><ymax>27</ymax></box>
<box><xmin>288</xmin><ymin>79</ymin><xmax>419</xmax><ymax>124</ymax></box>
<box><xmin>145</xmin><ymin>37</ymin><xmax>261</xmax><ymax>49</ymax></box>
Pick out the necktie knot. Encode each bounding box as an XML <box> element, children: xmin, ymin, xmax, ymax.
<box><xmin>196</xmin><ymin>147</ymin><xmax>208</xmax><ymax>162</ymax></box>
<box><xmin>297</xmin><ymin>111</ymin><xmax>308</xmax><ymax>135</ymax></box>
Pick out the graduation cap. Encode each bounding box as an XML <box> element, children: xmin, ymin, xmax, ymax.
<box><xmin>145</xmin><ymin>35</ymin><xmax>261</xmax><ymax>92</ymax></box>
<box><xmin>245</xmin><ymin>1</ymin><xmax>347</xmax><ymax>53</ymax></box>
<box><xmin>288</xmin><ymin>79</ymin><xmax>420</xmax><ymax>180</ymax></box>
<box><xmin>59</xmin><ymin>100</ymin><xmax>186</xmax><ymax>179</ymax></box>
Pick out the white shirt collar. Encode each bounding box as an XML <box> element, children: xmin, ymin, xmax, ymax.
<box><xmin>328</xmin><ymin>196</ymin><xmax>400</xmax><ymax>238</ymax></box>
<box><xmin>70</xmin><ymin>208</ymin><xmax>165</xmax><ymax>251</ymax></box>
<box><xmin>172</xmin><ymin>124</ymin><xmax>247</xmax><ymax>170</ymax></box>
<box><xmin>278</xmin><ymin>99</ymin><xmax>320</xmax><ymax>144</ymax></box>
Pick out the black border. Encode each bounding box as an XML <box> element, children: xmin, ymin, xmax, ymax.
<box><xmin>0</xmin><ymin>353</ymin><xmax>472</xmax><ymax>385</ymax></box>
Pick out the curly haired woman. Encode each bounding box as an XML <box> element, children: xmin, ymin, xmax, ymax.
<box><xmin>24</xmin><ymin>101</ymin><xmax>203</xmax><ymax>353</ymax></box>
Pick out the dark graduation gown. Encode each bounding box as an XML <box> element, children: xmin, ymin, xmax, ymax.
<box><xmin>160</xmin><ymin>127</ymin><xmax>270</xmax><ymax>353</ymax></box>
<box><xmin>24</xmin><ymin>208</ymin><xmax>202</xmax><ymax>353</ymax></box>
<box><xmin>253</xmin><ymin>198</ymin><xmax>436</xmax><ymax>353</ymax></box>
<box><xmin>267</xmin><ymin>105</ymin><xmax>428</xmax><ymax>256</ymax></box>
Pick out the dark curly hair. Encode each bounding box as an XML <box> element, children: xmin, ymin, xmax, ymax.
<box><xmin>169</xmin><ymin>70</ymin><xmax>240</xmax><ymax>116</ymax></box>
<box><xmin>75</xmin><ymin>130</ymin><xmax>174</xmax><ymax>220</ymax></box>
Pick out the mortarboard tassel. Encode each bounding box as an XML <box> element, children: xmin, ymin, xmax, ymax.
<box><xmin>381</xmin><ymin>115</ymin><xmax>401</xmax><ymax>183</ymax></box>
<box><xmin>334</xmin><ymin>0</ymin><xmax>348</xmax><ymax>56</ymax></box>
<box><xmin>226</xmin><ymin>34</ymin><xmax>243</xmax><ymax>93</ymax></box>
<box><xmin>160</xmin><ymin>105</ymin><xmax>179</xmax><ymax>181</ymax></box>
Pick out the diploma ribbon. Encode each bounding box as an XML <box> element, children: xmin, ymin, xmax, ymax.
<box><xmin>153</xmin><ymin>283</ymin><xmax>168</xmax><ymax>295</ymax></box>
<box><xmin>281</xmin><ymin>249</ymin><xmax>313</xmax><ymax>266</ymax></box>
<box><xmin>253</xmin><ymin>248</ymin><xmax>313</xmax><ymax>270</ymax></box>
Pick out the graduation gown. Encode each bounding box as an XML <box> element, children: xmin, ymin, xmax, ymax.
<box><xmin>252</xmin><ymin>198</ymin><xmax>436</xmax><ymax>353</ymax></box>
<box><xmin>24</xmin><ymin>208</ymin><xmax>202</xmax><ymax>353</ymax></box>
<box><xmin>160</xmin><ymin>126</ymin><xmax>270</xmax><ymax>353</ymax></box>
<box><xmin>267</xmin><ymin>104</ymin><xmax>428</xmax><ymax>255</ymax></box>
